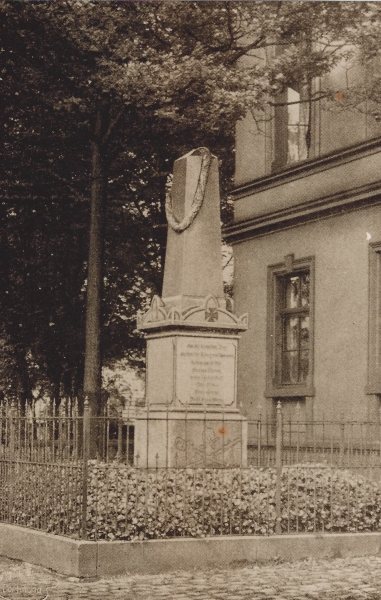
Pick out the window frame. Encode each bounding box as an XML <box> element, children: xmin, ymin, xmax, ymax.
<box><xmin>265</xmin><ymin>254</ymin><xmax>315</xmax><ymax>398</ymax></box>
<box><xmin>366</xmin><ymin>241</ymin><xmax>381</xmax><ymax>394</ymax></box>
<box><xmin>271</xmin><ymin>80</ymin><xmax>317</xmax><ymax>173</ymax></box>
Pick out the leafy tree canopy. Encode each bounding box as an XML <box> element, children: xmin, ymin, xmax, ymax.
<box><xmin>0</xmin><ymin>0</ymin><xmax>373</xmax><ymax>406</ymax></box>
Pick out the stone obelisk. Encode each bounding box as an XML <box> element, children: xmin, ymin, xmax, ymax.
<box><xmin>135</xmin><ymin>148</ymin><xmax>248</xmax><ymax>468</ymax></box>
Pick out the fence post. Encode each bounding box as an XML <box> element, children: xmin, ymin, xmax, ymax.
<box><xmin>117</xmin><ymin>408</ymin><xmax>122</xmax><ymax>461</ymax></box>
<box><xmin>257</xmin><ymin>403</ymin><xmax>262</xmax><ymax>468</ymax></box>
<box><xmin>7</xmin><ymin>399</ymin><xmax>17</xmax><ymax>523</ymax></box>
<box><xmin>9</xmin><ymin>398</ymin><xmax>15</xmax><ymax>459</ymax></box>
<box><xmin>81</xmin><ymin>397</ymin><xmax>90</xmax><ymax>539</ymax></box>
<box><xmin>275</xmin><ymin>400</ymin><xmax>282</xmax><ymax>535</ymax></box>
<box><xmin>379</xmin><ymin>405</ymin><xmax>381</xmax><ymax>462</ymax></box>
<box><xmin>296</xmin><ymin>401</ymin><xmax>300</xmax><ymax>463</ymax></box>
<box><xmin>339</xmin><ymin>411</ymin><xmax>345</xmax><ymax>468</ymax></box>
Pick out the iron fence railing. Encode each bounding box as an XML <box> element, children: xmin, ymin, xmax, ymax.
<box><xmin>1</xmin><ymin>399</ymin><xmax>381</xmax><ymax>540</ymax></box>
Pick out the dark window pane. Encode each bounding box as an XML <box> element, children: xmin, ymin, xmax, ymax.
<box><xmin>284</xmin><ymin>316</ymin><xmax>299</xmax><ymax>350</ymax></box>
<box><xmin>300</xmin><ymin>274</ymin><xmax>310</xmax><ymax>307</ymax></box>
<box><xmin>285</xmin><ymin>276</ymin><xmax>300</xmax><ymax>308</ymax></box>
<box><xmin>300</xmin><ymin>316</ymin><xmax>310</xmax><ymax>348</ymax></box>
<box><xmin>300</xmin><ymin>349</ymin><xmax>309</xmax><ymax>382</ymax></box>
<box><xmin>282</xmin><ymin>351</ymin><xmax>299</xmax><ymax>384</ymax></box>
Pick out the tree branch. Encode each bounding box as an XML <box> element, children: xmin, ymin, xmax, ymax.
<box><xmin>102</xmin><ymin>106</ymin><xmax>125</xmax><ymax>146</ymax></box>
<box><xmin>269</xmin><ymin>92</ymin><xmax>331</xmax><ymax>107</ymax></box>
<box><xmin>227</xmin><ymin>35</ymin><xmax>267</xmax><ymax>65</ymax></box>
<box><xmin>225</xmin><ymin>2</ymin><xmax>235</xmax><ymax>48</ymax></box>
<box><xmin>37</xmin><ymin>168</ymin><xmax>87</xmax><ymax>203</ymax></box>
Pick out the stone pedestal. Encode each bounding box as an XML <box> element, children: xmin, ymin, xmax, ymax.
<box><xmin>135</xmin><ymin>410</ymin><xmax>247</xmax><ymax>468</ymax></box>
<box><xmin>134</xmin><ymin>328</ymin><xmax>248</xmax><ymax>467</ymax></box>
<box><xmin>146</xmin><ymin>331</ymin><xmax>238</xmax><ymax>408</ymax></box>
<box><xmin>136</xmin><ymin>298</ymin><xmax>248</xmax><ymax>467</ymax></box>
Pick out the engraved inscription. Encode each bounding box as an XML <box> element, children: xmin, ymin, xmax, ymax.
<box><xmin>173</xmin><ymin>423</ymin><xmax>242</xmax><ymax>467</ymax></box>
<box><xmin>176</xmin><ymin>337</ymin><xmax>236</xmax><ymax>406</ymax></box>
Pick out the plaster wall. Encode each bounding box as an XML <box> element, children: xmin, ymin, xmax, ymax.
<box><xmin>233</xmin><ymin>205</ymin><xmax>381</xmax><ymax>422</ymax></box>
<box><xmin>234</xmin><ymin>146</ymin><xmax>381</xmax><ymax>224</ymax></box>
<box><xmin>235</xmin><ymin>112</ymin><xmax>269</xmax><ymax>185</ymax></box>
<box><xmin>317</xmin><ymin>57</ymin><xmax>381</xmax><ymax>156</ymax></box>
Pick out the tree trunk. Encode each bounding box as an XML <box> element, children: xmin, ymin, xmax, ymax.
<box><xmin>14</xmin><ymin>344</ymin><xmax>33</xmax><ymax>413</ymax></box>
<box><xmin>83</xmin><ymin>101</ymin><xmax>107</xmax><ymax>458</ymax></box>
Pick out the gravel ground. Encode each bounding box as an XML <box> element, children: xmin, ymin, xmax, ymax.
<box><xmin>1</xmin><ymin>553</ymin><xmax>381</xmax><ymax>599</ymax></box>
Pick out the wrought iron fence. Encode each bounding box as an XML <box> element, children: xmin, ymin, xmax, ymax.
<box><xmin>1</xmin><ymin>399</ymin><xmax>381</xmax><ymax>541</ymax></box>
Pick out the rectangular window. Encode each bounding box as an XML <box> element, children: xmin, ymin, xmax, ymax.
<box><xmin>287</xmin><ymin>87</ymin><xmax>309</xmax><ymax>164</ymax></box>
<box><xmin>277</xmin><ymin>271</ymin><xmax>310</xmax><ymax>384</ymax></box>
<box><xmin>266</xmin><ymin>255</ymin><xmax>315</xmax><ymax>398</ymax></box>
<box><xmin>272</xmin><ymin>84</ymin><xmax>312</xmax><ymax>172</ymax></box>
<box><xmin>367</xmin><ymin>242</ymin><xmax>381</xmax><ymax>393</ymax></box>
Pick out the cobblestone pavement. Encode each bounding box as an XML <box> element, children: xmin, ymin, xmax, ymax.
<box><xmin>2</xmin><ymin>554</ymin><xmax>381</xmax><ymax>599</ymax></box>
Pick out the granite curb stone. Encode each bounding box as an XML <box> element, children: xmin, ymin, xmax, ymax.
<box><xmin>3</xmin><ymin>555</ymin><xmax>381</xmax><ymax>599</ymax></box>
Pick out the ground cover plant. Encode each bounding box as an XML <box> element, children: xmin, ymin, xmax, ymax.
<box><xmin>2</xmin><ymin>462</ymin><xmax>381</xmax><ymax>540</ymax></box>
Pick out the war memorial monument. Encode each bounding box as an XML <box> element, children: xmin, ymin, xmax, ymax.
<box><xmin>136</xmin><ymin>148</ymin><xmax>248</xmax><ymax>468</ymax></box>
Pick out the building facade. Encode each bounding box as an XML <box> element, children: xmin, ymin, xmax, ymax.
<box><xmin>226</xmin><ymin>64</ymin><xmax>381</xmax><ymax>426</ymax></box>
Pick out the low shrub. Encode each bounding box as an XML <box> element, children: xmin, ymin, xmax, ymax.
<box><xmin>86</xmin><ymin>463</ymin><xmax>276</xmax><ymax>540</ymax></box>
<box><xmin>281</xmin><ymin>464</ymin><xmax>381</xmax><ymax>533</ymax></box>
<box><xmin>2</xmin><ymin>461</ymin><xmax>381</xmax><ymax>540</ymax></box>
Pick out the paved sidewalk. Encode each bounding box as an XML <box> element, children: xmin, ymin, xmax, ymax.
<box><xmin>1</xmin><ymin>554</ymin><xmax>381</xmax><ymax>599</ymax></box>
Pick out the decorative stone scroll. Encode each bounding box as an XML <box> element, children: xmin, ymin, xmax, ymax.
<box><xmin>137</xmin><ymin>294</ymin><xmax>248</xmax><ymax>332</ymax></box>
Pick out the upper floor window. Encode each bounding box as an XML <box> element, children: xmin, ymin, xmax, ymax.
<box><xmin>287</xmin><ymin>87</ymin><xmax>309</xmax><ymax>164</ymax></box>
<box><xmin>272</xmin><ymin>86</ymin><xmax>311</xmax><ymax>172</ymax></box>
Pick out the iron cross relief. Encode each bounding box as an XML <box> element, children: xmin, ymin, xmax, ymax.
<box><xmin>205</xmin><ymin>307</ymin><xmax>218</xmax><ymax>322</ymax></box>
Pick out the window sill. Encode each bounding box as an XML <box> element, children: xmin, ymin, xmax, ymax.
<box><xmin>365</xmin><ymin>384</ymin><xmax>381</xmax><ymax>395</ymax></box>
<box><xmin>265</xmin><ymin>385</ymin><xmax>315</xmax><ymax>398</ymax></box>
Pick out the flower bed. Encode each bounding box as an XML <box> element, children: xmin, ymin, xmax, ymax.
<box><xmin>2</xmin><ymin>461</ymin><xmax>381</xmax><ymax>540</ymax></box>
<box><xmin>86</xmin><ymin>462</ymin><xmax>276</xmax><ymax>540</ymax></box>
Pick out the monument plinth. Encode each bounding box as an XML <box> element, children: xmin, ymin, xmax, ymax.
<box><xmin>136</xmin><ymin>148</ymin><xmax>248</xmax><ymax>468</ymax></box>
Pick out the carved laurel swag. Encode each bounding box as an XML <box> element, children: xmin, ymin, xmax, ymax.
<box><xmin>165</xmin><ymin>147</ymin><xmax>212</xmax><ymax>233</ymax></box>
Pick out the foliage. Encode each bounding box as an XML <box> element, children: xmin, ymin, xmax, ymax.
<box><xmin>281</xmin><ymin>465</ymin><xmax>381</xmax><ymax>533</ymax></box>
<box><xmin>323</xmin><ymin>3</ymin><xmax>381</xmax><ymax>126</ymax></box>
<box><xmin>0</xmin><ymin>1</ymin><xmax>376</xmax><ymax>404</ymax></box>
<box><xmin>3</xmin><ymin>462</ymin><xmax>381</xmax><ymax>540</ymax></box>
